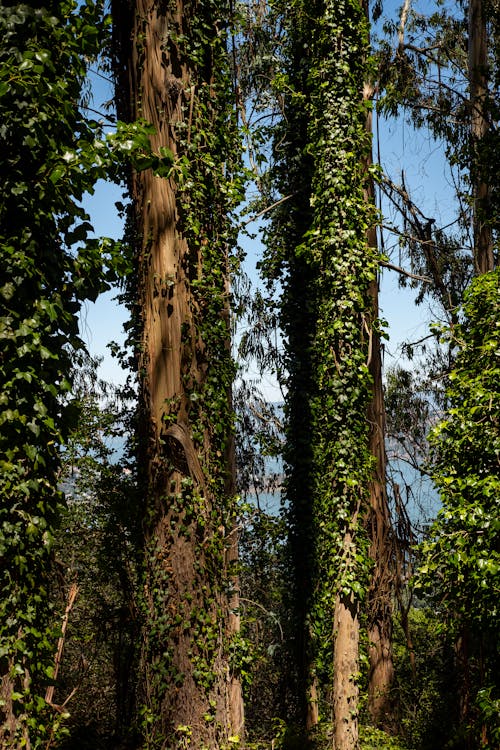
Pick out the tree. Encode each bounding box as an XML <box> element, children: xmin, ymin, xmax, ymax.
<box><xmin>112</xmin><ymin>1</ymin><xmax>244</xmax><ymax>745</ymax></box>
<box><xmin>54</xmin><ymin>357</ymin><xmax>141</xmax><ymax>749</ymax></box>
<box><xmin>375</xmin><ymin>2</ymin><xmax>499</xmax><ymax>743</ymax></box>
<box><xmin>262</xmin><ymin>0</ymin><xmax>384</xmax><ymax>746</ymax></box>
<box><xmin>0</xmin><ymin>2</ymin><xmax>135</xmax><ymax>744</ymax></box>
<box><xmin>364</xmin><ymin>8</ymin><xmax>395</xmax><ymax>724</ymax></box>
<box><xmin>468</xmin><ymin>0</ymin><xmax>495</xmax><ymax>273</ymax></box>
<box><xmin>418</xmin><ymin>268</ymin><xmax>500</xmax><ymax>748</ymax></box>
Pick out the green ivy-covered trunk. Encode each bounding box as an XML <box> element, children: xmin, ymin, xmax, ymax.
<box><xmin>267</xmin><ymin>0</ymin><xmax>380</xmax><ymax>745</ymax></box>
<box><xmin>262</xmin><ymin>0</ymin><xmax>316</xmax><ymax>730</ymax></box>
<box><xmin>0</xmin><ymin>3</ymin><xmax>114</xmax><ymax>746</ymax></box>
<box><xmin>112</xmin><ymin>1</ymin><xmax>243</xmax><ymax>746</ymax></box>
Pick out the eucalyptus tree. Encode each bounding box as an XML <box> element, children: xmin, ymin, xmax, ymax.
<box><xmin>262</xmin><ymin>0</ymin><xmax>388</xmax><ymax>745</ymax></box>
<box><xmin>378</xmin><ymin>0</ymin><xmax>499</xmax><ymax>285</ymax></box>
<box><xmin>112</xmin><ymin>1</ymin><xmax>245</xmax><ymax>746</ymax></box>
<box><xmin>377</xmin><ymin>1</ymin><xmax>499</xmax><ymax>742</ymax></box>
<box><xmin>468</xmin><ymin>0</ymin><xmax>496</xmax><ymax>273</ymax></box>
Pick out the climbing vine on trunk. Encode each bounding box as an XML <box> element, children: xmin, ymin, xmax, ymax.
<box><xmin>0</xmin><ymin>1</ymin><xmax>153</xmax><ymax>745</ymax></box>
<box><xmin>112</xmin><ymin>1</ymin><xmax>245</xmax><ymax>746</ymax></box>
<box><xmin>263</xmin><ymin>0</ymin><xmax>382</xmax><ymax>745</ymax></box>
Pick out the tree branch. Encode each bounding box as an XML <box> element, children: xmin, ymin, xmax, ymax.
<box><xmin>380</xmin><ymin>259</ymin><xmax>432</xmax><ymax>283</ymax></box>
<box><xmin>240</xmin><ymin>193</ymin><xmax>295</xmax><ymax>227</ymax></box>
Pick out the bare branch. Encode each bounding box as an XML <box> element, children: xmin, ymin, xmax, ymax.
<box><xmin>398</xmin><ymin>0</ymin><xmax>412</xmax><ymax>49</ymax></box>
<box><xmin>380</xmin><ymin>259</ymin><xmax>432</xmax><ymax>283</ymax></box>
<box><xmin>240</xmin><ymin>193</ymin><xmax>295</xmax><ymax>228</ymax></box>
<box><xmin>45</xmin><ymin>583</ymin><xmax>79</xmax><ymax>707</ymax></box>
<box><xmin>81</xmin><ymin>105</ymin><xmax>116</xmax><ymax>124</ymax></box>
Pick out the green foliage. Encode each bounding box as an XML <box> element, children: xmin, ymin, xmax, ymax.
<box><xmin>388</xmin><ymin>606</ymin><xmax>459</xmax><ymax>750</ymax></box>
<box><xmin>417</xmin><ymin>269</ymin><xmax>500</xmax><ymax>747</ymax></box>
<box><xmin>54</xmin><ymin>357</ymin><xmax>141</xmax><ymax>748</ymax></box>
<box><xmin>238</xmin><ymin>505</ymin><xmax>295</xmax><ymax>743</ymax></box>
<box><xmin>260</xmin><ymin>0</ymin><xmax>381</xmax><ymax>721</ymax></box>
<box><xmin>0</xmin><ymin>2</ymin><xmax>103</xmax><ymax>744</ymax></box>
<box><xmin>359</xmin><ymin>724</ymin><xmax>408</xmax><ymax>750</ymax></box>
<box><xmin>0</xmin><ymin>2</ymin><xmax>157</xmax><ymax>744</ymax></box>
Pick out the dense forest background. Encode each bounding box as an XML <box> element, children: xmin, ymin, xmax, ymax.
<box><xmin>0</xmin><ymin>0</ymin><xmax>498</xmax><ymax>749</ymax></box>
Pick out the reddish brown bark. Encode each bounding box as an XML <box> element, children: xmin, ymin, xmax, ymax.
<box><xmin>363</xmin><ymin>70</ymin><xmax>395</xmax><ymax>728</ymax></box>
<box><xmin>468</xmin><ymin>0</ymin><xmax>494</xmax><ymax>274</ymax></box>
<box><xmin>366</xmin><ymin>305</ymin><xmax>395</xmax><ymax>727</ymax></box>
<box><xmin>113</xmin><ymin>1</ymin><xmax>243</xmax><ymax>745</ymax></box>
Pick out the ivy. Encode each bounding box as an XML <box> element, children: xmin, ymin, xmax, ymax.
<box><xmin>112</xmin><ymin>0</ymin><xmax>246</xmax><ymax>745</ymax></box>
<box><xmin>417</xmin><ymin>268</ymin><xmax>500</xmax><ymax>747</ymax></box>
<box><xmin>263</xmin><ymin>0</ymin><xmax>381</xmax><ymax>728</ymax></box>
<box><xmin>0</xmin><ymin>2</ymin><xmax>160</xmax><ymax>744</ymax></box>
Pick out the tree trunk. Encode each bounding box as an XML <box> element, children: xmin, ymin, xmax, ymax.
<box><xmin>112</xmin><ymin>1</ymin><xmax>243</xmax><ymax>745</ymax></box>
<box><xmin>362</xmin><ymin>15</ymin><xmax>395</xmax><ymax>722</ymax></box>
<box><xmin>332</xmin><ymin>541</ymin><xmax>360</xmax><ymax>750</ymax></box>
<box><xmin>468</xmin><ymin>0</ymin><xmax>494</xmax><ymax>274</ymax></box>
<box><xmin>366</xmin><ymin>311</ymin><xmax>395</xmax><ymax>727</ymax></box>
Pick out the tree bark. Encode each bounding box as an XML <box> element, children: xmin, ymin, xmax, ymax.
<box><xmin>113</xmin><ymin>1</ymin><xmax>243</xmax><ymax>745</ymax></box>
<box><xmin>332</xmin><ymin>545</ymin><xmax>360</xmax><ymax>750</ymax></box>
<box><xmin>366</xmin><ymin>309</ymin><xmax>395</xmax><ymax>727</ymax></box>
<box><xmin>362</xmin><ymin>26</ymin><xmax>395</xmax><ymax>723</ymax></box>
<box><xmin>468</xmin><ymin>0</ymin><xmax>494</xmax><ymax>274</ymax></box>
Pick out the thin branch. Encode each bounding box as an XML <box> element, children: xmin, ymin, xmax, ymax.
<box><xmin>248</xmin><ymin>401</ymin><xmax>284</xmax><ymax>433</ymax></box>
<box><xmin>81</xmin><ymin>105</ymin><xmax>116</xmax><ymax>124</ymax></box>
<box><xmin>240</xmin><ymin>193</ymin><xmax>295</xmax><ymax>228</ymax></box>
<box><xmin>380</xmin><ymin>259</ymin><xmax>432</xmax><ymax>283</ymax></box>
<box><xmin>45</xmin><ymin>583</ymin><xmax>79</xmax><ymax>707</ymax></box>
<box><xmin>402</xmin><ymin>42</ymin><xmax>442</xmax><ymax>56</ymax></box>
<box><xmin>398</xmin><ymin>0</ymin><xmax>412</xmax><ymax>49</ymax></box>
<box><xmin>240</xmin><ymin>597</ymin><xmax>284</xmax><ymax>642</ymax></box>
<box><xmin>88</xmin><ymin>67</ymin><xmax>115</xmax><ymax>84</ymax></box>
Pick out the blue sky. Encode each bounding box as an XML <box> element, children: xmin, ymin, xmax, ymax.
<box><xmin>80</xmin><ymin>0</ymin><xmax>458</xmax><ymax>398</ymax></box>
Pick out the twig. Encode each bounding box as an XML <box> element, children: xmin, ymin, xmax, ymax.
<box><xmin>242</xmin><ymin>193</ymin><xmax>295</xmax><ymax>226</ymax></box>
<box><xmin>380</xmin><ymin>259</ymin><xmax>432</xmax><ymax>283</ymax></box>
<box><xmin>240</xmin><ymin>597</ymin><xmax>284</xmax><ymax>642</ymax></box>
<box><xmin>45</xmin><ymin>583</ymin><xmax>78</xmax><ymax>708</ymax></box>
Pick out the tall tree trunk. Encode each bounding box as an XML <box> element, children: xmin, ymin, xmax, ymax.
<box><xmin>468</xmin><ymin>0</ymin><xmax>494</xmax><ymax>274</ymax></box>
<box><xmin>265</xmin><ymin>1</ymin><xmax>377</xmax><ymax>744</ymax></box>
<box><xmin>365</xmin><ymin>112</ymin><xmax>394</xmax><ymax>728</ymax></box>
<box><xmin>366</xmin><ymin>299</ymin><xmax>395</xmax><ymax>727</ymax></box>
<box><xmin>332</xmin><ymin>537</ymin><xmax>361</xmax><ymax>750</ymax></box>
<box><xmin>112</xmin><ymin>1</ymin><xmax>243</xmax><ymax>746</ymax></box>
<box><xmin>364</xmin><ymin>2</ymin><xmax>394</xmax><ymax>730</ymax></box>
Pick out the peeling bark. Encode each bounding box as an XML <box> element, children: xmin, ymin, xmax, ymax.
<box><xmin>363</xmin><ymin>28</ymin><xmax>395</xmax><ymax>726</ymax></box>
<box><xmin>332</xmin><ymin>556</ymin><xmax>360</xmax><ymax>750</ymax></box>
<box><xmin>113</xmin><ymin>1</ymin><xmax>243</xmax><ymax>745</ymax></box>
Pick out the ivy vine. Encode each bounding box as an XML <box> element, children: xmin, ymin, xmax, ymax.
<box><xmin>112</xmin><ymin>1</ymin><xmax>246</xmax><ymax>746</ymax></box>
<box><xmin>0</xmin><ymin>2</ymin><xmax>159</xmax><ymax>745</ymax></box>
<box><xmin>263</xmin><ymin>0</ymin><xmax>381</xmax><ymax>728</ymax></box>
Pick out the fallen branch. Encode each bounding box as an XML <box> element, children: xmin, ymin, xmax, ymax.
<box><xmin>45</xmin><ymin>583</ymin><xmax>79</xmax><ymax>708</ymax></box>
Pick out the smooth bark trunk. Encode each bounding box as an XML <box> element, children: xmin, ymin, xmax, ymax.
<box><xmin>113</xmin><ymin>1</ymin><xmax>243</xmax><ymax>745</ymax></box>
<box><xmin>468</xmin><ymin>0</ymin><xmax>494</xmax><ymax>274</ymax></box>
<box><xmin>366</xmin><ymin>314</ymin><xmax>395</xmax><ymax>727</ymax></box>
<box><xmin>363</xmin><ymin>62</ymin><xmax>394</xmax><ymax>726</ymax></box>
<box><xmin>332</xmin><ymin>543</ymin><xmax>360</xmax><ymax>750</ymax></box>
